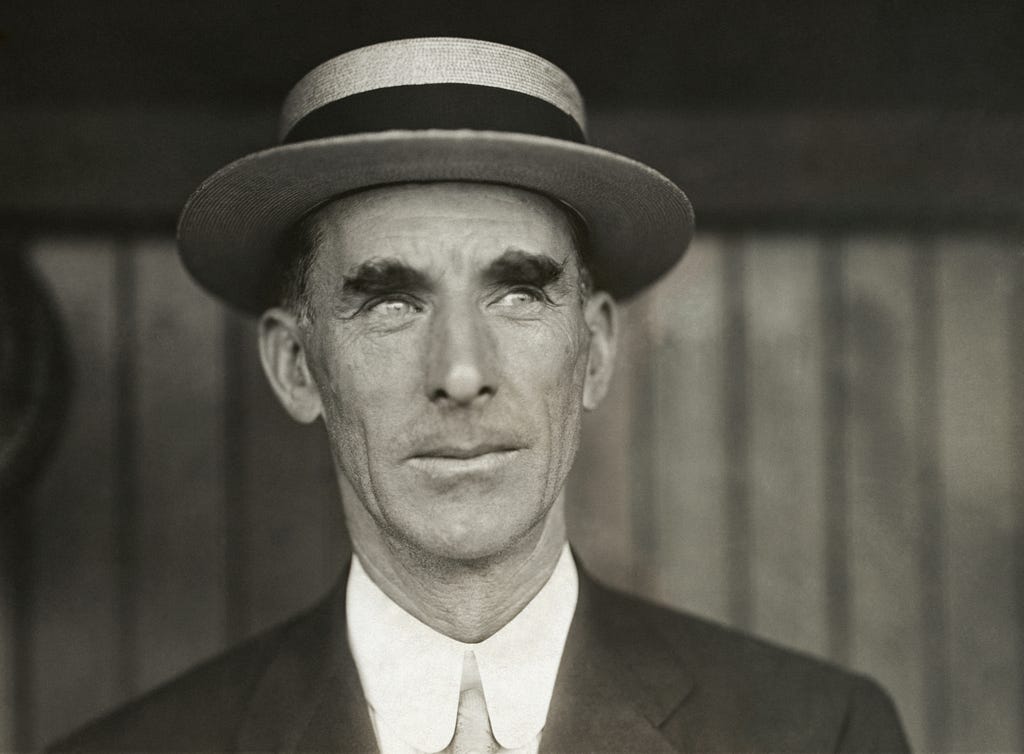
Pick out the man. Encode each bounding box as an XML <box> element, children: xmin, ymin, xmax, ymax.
<box><xmin>53</xmin><ymin>38</ymin><xmax>908</xmax><ymax>752</ymax></box>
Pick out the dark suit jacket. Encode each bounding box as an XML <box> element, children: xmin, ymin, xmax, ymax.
<box><xmin>51</xmin><ymin>562</ymin><xmax>909</xmax><ymax>753</ymax></box>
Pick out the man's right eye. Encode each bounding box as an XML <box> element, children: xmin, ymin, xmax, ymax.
<box><xmin>364</xmin><ymin>297</ymin><xmax>420</xmax><ymax>316</ymax></box>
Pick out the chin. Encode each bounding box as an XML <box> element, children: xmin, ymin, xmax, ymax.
<box><xmin>375</xmin><ymin>471</ymin><xmax>546</xmax><ymax>555</ymax></box>
<box><xmin>417</xmin><ymin>525</ymin><xmax>522</xmax><ymax>563</ymax></box>
<box><xmin>399</xmin><ymin>507</ymin><xmax>544</xmax><ymax>564</ymax></box>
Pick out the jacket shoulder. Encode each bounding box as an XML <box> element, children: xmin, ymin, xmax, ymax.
<box><xmin>46</xmin><ymin>598</ymin><xmax>328</xmax><ymax>753</ymax></box>
<box><xmin>592</xmin><ymin>581</ymin><xmax>909</xmax><ymax>752</ymax></box>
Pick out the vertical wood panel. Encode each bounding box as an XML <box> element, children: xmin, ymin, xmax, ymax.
<box><xmin>722</xmin><ymin>239</ymin><xmax>753</xmax><ymax>629</ymax></box>
<box><xmin>133</xmin><ymin>241</ymin><xmax>227</xmax><ymax>690</ymax></box>
<box><xmin>112</xmin><ymin>244</ymin><xmax>139</xmax><ymax>694</ymax></box>
<box><xmin>937</xmin><ymin>238</ymin><xmax>1022</xmax><ymax>752</ymax></box>
<box><xmin>231</xmin><ymin>312</ymin><xmax>343</xmax><ymax>635</ymax></box>
<box><xmin>911</xmin><ymin>243</ymin><xmax>949</xmax><ymax>752</ymax></box>
<box><xmin>842</xmin><ymin>238</ymin><xmax>926</xmax><ymax>751</ymax></box>
<box><xmin>744</xmin><ymin>236</ymin><xmax>828</xmax><ymax>656</ymax></box>
<box><xmin>1013</xmin><ymin>239</ymin><xmax>1024</xmax><ymax>752</ymax></box>
<box><xmin>627</xmin><ymin>294</ymin><xmax>660</xmax><ymax>594</ymax></box>
<box><xmin>28</xmin><ymin>240</ymin><xmax>120</xmax><ymax>746</ymax></box>
<box><xmin>820</xmin><ymin>239</ymin><xmax>850</xmax><ymax>664</ymax></box>
<box><xmin>222</xmin><ymin>313</ymin><xmax>249</xmax><ymax>643</ymax></box>
<box><xmin>0</xmin><ymin>520</ymin><xmax>15</xmax><ymax>751</ymax></box>
<box><xmin>647</xmin><ymin>236</ymin><xmax>730</xmax><ymax>622</ymax></box>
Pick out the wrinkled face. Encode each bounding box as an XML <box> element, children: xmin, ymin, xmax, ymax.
<box><xmin>298</xmin><ymin>183</ymin><xmax>597</xmax><ymax>561</ymax></box>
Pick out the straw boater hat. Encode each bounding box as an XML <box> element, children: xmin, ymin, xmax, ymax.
<box><xmin>177</xmin><ymin>37</ymin><xmax>694</xmax><ymax>314</ymax></box>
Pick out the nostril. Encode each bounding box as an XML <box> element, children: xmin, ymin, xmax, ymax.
<box><xmin>431</xmin><ymin>385</ymin><xmax>494</xmax><ymax>403</ymax></box>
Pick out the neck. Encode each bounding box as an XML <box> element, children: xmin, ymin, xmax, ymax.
<box><xmin>345</xmin><ymin>495</ymin><xmax>568</xmax><ymax>643</ymax></box>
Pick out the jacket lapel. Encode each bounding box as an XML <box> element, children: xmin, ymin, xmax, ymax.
<box><xmin>541</xmin><ymin>566</ymin><xmax>694</xmax><ymax>753</ymax></box>
<box><xmin>291</xmin><ymin>662</ymin><xmax>377</xmax><ymax>752</ymax></box>
<box><xmin>234</xmin><ymin>563</ymin><xmax>377</xmax><ymax>752</ymax></box>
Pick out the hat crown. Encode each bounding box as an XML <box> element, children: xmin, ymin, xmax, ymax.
<box><xmin>279</xmin><ymin>37</ymin><xmax>587</xmax><ymax>142</ymax></box>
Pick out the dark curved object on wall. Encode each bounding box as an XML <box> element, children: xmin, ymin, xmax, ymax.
<box><xmin>0</xmin><ymin>245</ymin><xmax>72</xmax><ymax>507</ymax></box>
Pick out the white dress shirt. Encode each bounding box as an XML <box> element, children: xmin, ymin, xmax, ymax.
<box><xmin>346</xmin><ymin>544</ymin><xmax>579</xmax><ymax>753</ymax></box>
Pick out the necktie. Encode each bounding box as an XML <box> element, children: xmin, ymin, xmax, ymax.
<box><xmin>445</xmin><ymin>651</ymin><xmax>502</xmax><ymax>754</ymax></box>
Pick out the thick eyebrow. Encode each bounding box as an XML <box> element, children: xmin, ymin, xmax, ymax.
<box><xmin>340</xmin><ymin>257</ymin><xmax>432</xmax><ymax>298</ymax></box>
<box><xmin>481</xmin><ymin>248</ymin><xmax>568</xmax><ymax>290</ymax></box>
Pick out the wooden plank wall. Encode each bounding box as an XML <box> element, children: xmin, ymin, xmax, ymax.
<box><xmin>18</xmin><ymin>238</ymin><xmax>344</xmax><ymax>749</ymax></box>
<box><xmin>9</xmin><ymin>231</ymin><xmax>1023</xmax><ymax>752</ymax></box>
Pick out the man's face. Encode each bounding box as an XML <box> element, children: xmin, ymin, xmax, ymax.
<box><xmin>295</xmin><ymin>183</ymin><xmax>599</xmax><ymax>562</ymax></box>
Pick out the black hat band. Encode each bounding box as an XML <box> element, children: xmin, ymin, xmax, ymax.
<box><xmin>282</xmin><ymin>83</ymin><xmax>586</xmax><ymax>145</ymax></box>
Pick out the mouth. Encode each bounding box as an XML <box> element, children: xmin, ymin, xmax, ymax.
<box><xmin>405</xmin><ymin>443</ymin><xmax>523</xmax><ymax>476</ymax></box>
<box><xmin>413</xmin><ymin>443</ymin><xmax>519</xmax><ymax>460</ymax></box>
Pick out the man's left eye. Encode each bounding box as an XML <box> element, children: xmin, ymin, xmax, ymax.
<box><xmin>493</xmin><ymin>288</ymin><xmax>544</xmax><ymax>307</ymax></box>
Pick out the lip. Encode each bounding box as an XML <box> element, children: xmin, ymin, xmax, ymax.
<box><xmin>405</xmin><ymin>445</ymin><xmax>522</xmax><ymax>476</ymax></box>
<box><xmin>409</xmin><ymin>443</ymin><xmax>519</xmax><ymax>460</ymax></box>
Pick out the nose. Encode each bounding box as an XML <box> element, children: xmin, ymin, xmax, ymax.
<box><xmin>426</xmin><ymin>302</ymin><xmax>496</xmax><ymax>407</ymax></box>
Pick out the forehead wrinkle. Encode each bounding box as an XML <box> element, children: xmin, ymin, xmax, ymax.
<box><xmin>315</xmin><ymin>186</ymin><xmax>574</xmax><ymax>239</ymax></box>
<box><xmin>342</xmin><ymin>184</ymin><xmax>564</xmax><ymax>220</ymax></box>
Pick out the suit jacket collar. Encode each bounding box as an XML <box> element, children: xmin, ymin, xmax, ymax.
<box><xmin>235</xmin><ymin>555</ymin><xmax>694</xmax><ymax>752</ymax></box>
<box><xmin>235</xmin><ymin>564</ymin><xmax>376</xmax><ymax>752</ymax></box>
<box><xmin>541</xmin><ymin>562</ymin><xmax>694</xmax><ymax>752</ymax></box>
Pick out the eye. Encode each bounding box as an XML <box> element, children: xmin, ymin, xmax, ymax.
<box><xmin>365</xmin><ymin>296</ymin><xmax>420</xmax><ymax>316</ymax></box>
<box><xmin>492</xmin><ymin>287</ymin><xmax>544</xmax><ymax>307</ymax></box>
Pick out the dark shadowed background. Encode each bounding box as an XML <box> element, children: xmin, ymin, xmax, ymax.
<box><xmin>1</xmin><ymin>2</ymin><xmax>1022</xmax><ymax>751</ymax></box>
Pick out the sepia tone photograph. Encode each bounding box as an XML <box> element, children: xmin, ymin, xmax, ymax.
<box><xmin>1</xmin><ymin>2</ymin><xmax>1021</xmax><ymax>752</ymax></box>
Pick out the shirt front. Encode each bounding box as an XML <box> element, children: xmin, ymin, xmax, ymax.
<box><xmin>346</xmin><ymin>545</ymin><xmax>579</xmax><ymax>753</ymax></box>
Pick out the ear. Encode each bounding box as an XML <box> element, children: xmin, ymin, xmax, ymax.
<box><xmin>581</xmin><ymin>291</ymin><xmax>618</xmax><ymax>410</ymax></box>
<box><xmin>257</xmin><ymin>308</ymin><xmax>323</xmax><ymax>424</ymax></box>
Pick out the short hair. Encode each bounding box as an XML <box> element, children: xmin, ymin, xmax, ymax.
<box><xmin>278</xmin><ymin>188</ymin><xmax>593</xmax><ymax>320</ymax></box>
<box><xmin>277</xmin><ymin>215</ymin><xmax>322</xmax><ymax>324</ymax></box>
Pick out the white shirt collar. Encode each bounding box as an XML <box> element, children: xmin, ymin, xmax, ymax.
<box><xmin>346</xmin><ymin>544</ymin><xmax>578</xmax><ymax>752</ymax></box>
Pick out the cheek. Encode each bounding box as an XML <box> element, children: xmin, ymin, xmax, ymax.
<box><xmin>500</xmin><ymin>316</ymin><xmax>589</xmax><ymax>428</ymax></box>
<box><xmin>536</xmin><ymin>316</ymin><xmax>588</xmax><ymax>389</ymax></box>
<box><xmin>325</xmin><ymin>325</ymin><xmax>421</xmax><ymax>400</ymax></box>
<box><xmin>312</xmin><ymin>335</ymin><xmax>421</xmax><ymax>464</ymax></box>
<box><xmin>508</xmin><ymin>321</ymin><xmax>589</xmax><ymax>502</ymax></box>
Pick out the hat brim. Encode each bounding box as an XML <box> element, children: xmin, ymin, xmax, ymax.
<box><xmin>177</xmin><ymin>130</ymin><xmax>694</xmax><ymax>314</ymax></box>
